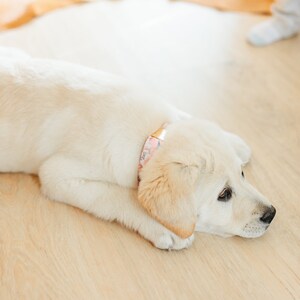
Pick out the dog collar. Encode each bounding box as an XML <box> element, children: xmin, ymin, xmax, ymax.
<box><xmin>138</xmin><ymin>124</ymin><xmax>168</xmax><ymax>182</ymax></box>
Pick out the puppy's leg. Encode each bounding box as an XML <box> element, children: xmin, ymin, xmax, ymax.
<box><xmin>39</xmin><ymin>155</ymin><xmax>194</xmax><ymax>250</ymax></box>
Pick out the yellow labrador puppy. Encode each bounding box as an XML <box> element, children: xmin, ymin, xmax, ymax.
<box><xmin>0</xmin><ymin>48</ymin><xmax>276</xmax><ymax>250</ymax></box>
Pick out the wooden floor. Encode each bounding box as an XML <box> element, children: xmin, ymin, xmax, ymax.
<box><xmin>0</xmin><ymin>1</ymin><xmax>300</xmax><ymax>299</ymax></box>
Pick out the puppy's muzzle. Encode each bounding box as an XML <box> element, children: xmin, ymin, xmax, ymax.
<box><xmin>260</xmin><ymin>205</ymin><xmax>276</xmax><ymax>224</ymax></box>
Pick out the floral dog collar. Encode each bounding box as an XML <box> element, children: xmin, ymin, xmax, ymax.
<box><xmin>138</xmin><ymin>124</ymin><xmax>168</xmax><ymax>182</ymax></box>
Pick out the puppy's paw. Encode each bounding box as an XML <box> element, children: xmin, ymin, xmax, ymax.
<box><xmin>153</xmin><ymin>232</ymin><xmax>194</xmax><ymax>250</ymax></box>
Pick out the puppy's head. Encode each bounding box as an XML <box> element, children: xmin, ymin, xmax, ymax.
<box><xmin>137</xmin><ymin>119</ymin><xmax>276</xmax><ymax>239</ymax></box>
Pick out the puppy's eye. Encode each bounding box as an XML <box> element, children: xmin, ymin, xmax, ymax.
<box><xmin>218</xmin><ymin>187</ymin><xmax>232</xmax><ymax>202</ymax></box>
<box><xmin>241</xmin><ymin>171</ymin><xmax>245</xmax><ymax>178</ymax></box>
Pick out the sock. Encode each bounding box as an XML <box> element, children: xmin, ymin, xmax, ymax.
<box><xmin>247</xmin><ymin>16</ymin><xmax>300</xmax><ymax>46</ymax></box>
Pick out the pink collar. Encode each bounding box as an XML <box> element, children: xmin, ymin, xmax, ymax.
<box><xmin>138</xmin><ymin>124</ymin><xmax>168</xmax><ymax>182</ymax></box>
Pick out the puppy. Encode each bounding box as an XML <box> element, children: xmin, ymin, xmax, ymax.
<box><xmin>0</xmin><ymin>48</ymin><xmax>276</xmax><ymax>250</ymax></box>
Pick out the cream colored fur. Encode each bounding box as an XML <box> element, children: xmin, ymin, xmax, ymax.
<box><xmin>0</xmin><ymin>48</ymin><xmax>274</xmax><ymax>250</ymax></box>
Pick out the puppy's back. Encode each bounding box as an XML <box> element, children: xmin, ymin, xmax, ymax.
<box><xmin>0</xmin><ymin>56</ymin><xmax>128</xmax><ymax>173</ymax></box>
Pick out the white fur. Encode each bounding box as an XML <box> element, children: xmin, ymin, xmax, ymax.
<box><xmin>0</xmin><ymin>48</ymin><xmax>275</xmax><ymax>250</ymax></box>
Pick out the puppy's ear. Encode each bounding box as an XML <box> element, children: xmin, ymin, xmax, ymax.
<box><xmin>138</xmin><ymin>153</ymin><xmax>202</xmax><ymax>239</ymax></box>
<box><xmin>224</xmin><ymin>131</ymin><xmax>251</xmax><ymax>166</ymax></box>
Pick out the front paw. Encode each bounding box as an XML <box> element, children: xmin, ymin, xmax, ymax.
<box><xmin>153</xmin><ymin>231</ymin><xmax>194</xmax><ymax>250</ymax></box>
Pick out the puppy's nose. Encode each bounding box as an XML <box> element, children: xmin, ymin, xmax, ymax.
<box><xmin>260</xmin><ymin>205</ymin><xmax>276</xmax><ymax>224</ymax></box>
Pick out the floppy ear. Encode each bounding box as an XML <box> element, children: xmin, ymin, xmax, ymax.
<box><xmin>138</xmin><ymin>154</ymin><xmax>201</xmax><ymax>239</ymax></box>
<box><xmin>224</xmin><ymin>131</ymin><xmax>251</xmax><ymax>166</ymax></box>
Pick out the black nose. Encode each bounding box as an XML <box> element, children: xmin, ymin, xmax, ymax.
<box><xmin>260</xmin><ymin>206</ymin><xmax>276</xmax><ymax>224</ymax></box>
